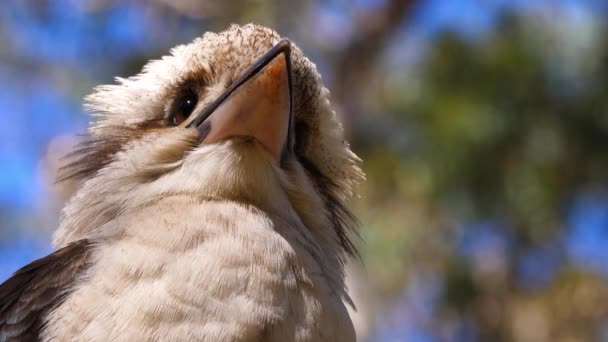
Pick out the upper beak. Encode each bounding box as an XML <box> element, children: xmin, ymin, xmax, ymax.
<box><xmin>186</xmin><ymin>39</ymin><xmax>293</xmax><ymax>162</ymax></box>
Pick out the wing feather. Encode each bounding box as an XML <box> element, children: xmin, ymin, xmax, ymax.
<box><xmin>0</xmin><ymin>240</ymin><xmax>94</xmax><ymax>341</ymax></box>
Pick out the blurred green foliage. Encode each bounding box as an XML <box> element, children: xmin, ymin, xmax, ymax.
<box><xmin>356</xmin><ymin>9</ymin><xmax>608</xmax><ymax>341</ymax></box>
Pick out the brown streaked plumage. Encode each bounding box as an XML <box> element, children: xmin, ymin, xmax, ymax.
<box><xmin>0</xmin><ymin>24</ymin><xmax>364</xmax><ymax>341</ymax></box>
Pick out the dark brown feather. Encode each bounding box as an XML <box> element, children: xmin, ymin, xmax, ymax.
<box><xmin>57</xmin><ymin>127</ymin><xmax>136</xmax><ymax>183</ymax></box>
<box><xmin>0</xmin><ymin>240</ymin><xmax>94</xmax><ymax>341</ymax></box>
<box><xmin>297</xmin><ymin>155</ymin><xmax>360</xmax><ymax>258</ymax></box>
<box><xmin>57</xmin><ymin>121</ymin><xmax>170</xmax><ymax>184</ymax></box>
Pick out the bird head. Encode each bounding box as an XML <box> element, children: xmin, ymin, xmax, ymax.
<box><xmin>55</xmin><ymin>24</ymin><xmax>364</xmax><ymax>262</ymax></box>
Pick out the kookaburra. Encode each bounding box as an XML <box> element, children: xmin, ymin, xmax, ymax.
<box><xmin>0</xmin><ymin>24</ymin><xmax>363</xmax><ymax>341</ymax></box>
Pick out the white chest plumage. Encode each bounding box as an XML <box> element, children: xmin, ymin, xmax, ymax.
<box><xmin>42</xmin><ymin>195</ymin><xmax>355</xmax><ymax>342</ymax></box>
<box><xmin>0</xmin><ymin>24</ymin><xmax>365</xmax><ymax>342</ymax></box>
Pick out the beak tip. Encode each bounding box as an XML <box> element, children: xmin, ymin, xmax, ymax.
<box><xmin>275</xmin><ymin>39</ymin><xmax>291</xmax><ymax>51</ymax></box>
<box><xmin>191</xmin><ymin>37</ymin><xmax>294</xmax><ymax>163</ymax></box>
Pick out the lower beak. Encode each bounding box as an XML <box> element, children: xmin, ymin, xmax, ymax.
<box><xmin>186</xmin><ymin>40</ymin><xmax>293</xmax><ymax>162</ymax></box>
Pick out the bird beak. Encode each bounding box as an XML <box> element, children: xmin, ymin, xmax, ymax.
<box><xmin>186</xmin><ymin>40</ymin><xmax>293</xmax><ymax>162</ymax></box>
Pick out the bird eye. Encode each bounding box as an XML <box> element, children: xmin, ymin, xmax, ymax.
<box><xmin>170</xmin><ymin>91</ymin><xmax>198</xmax><ymax>125</ymax></box>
